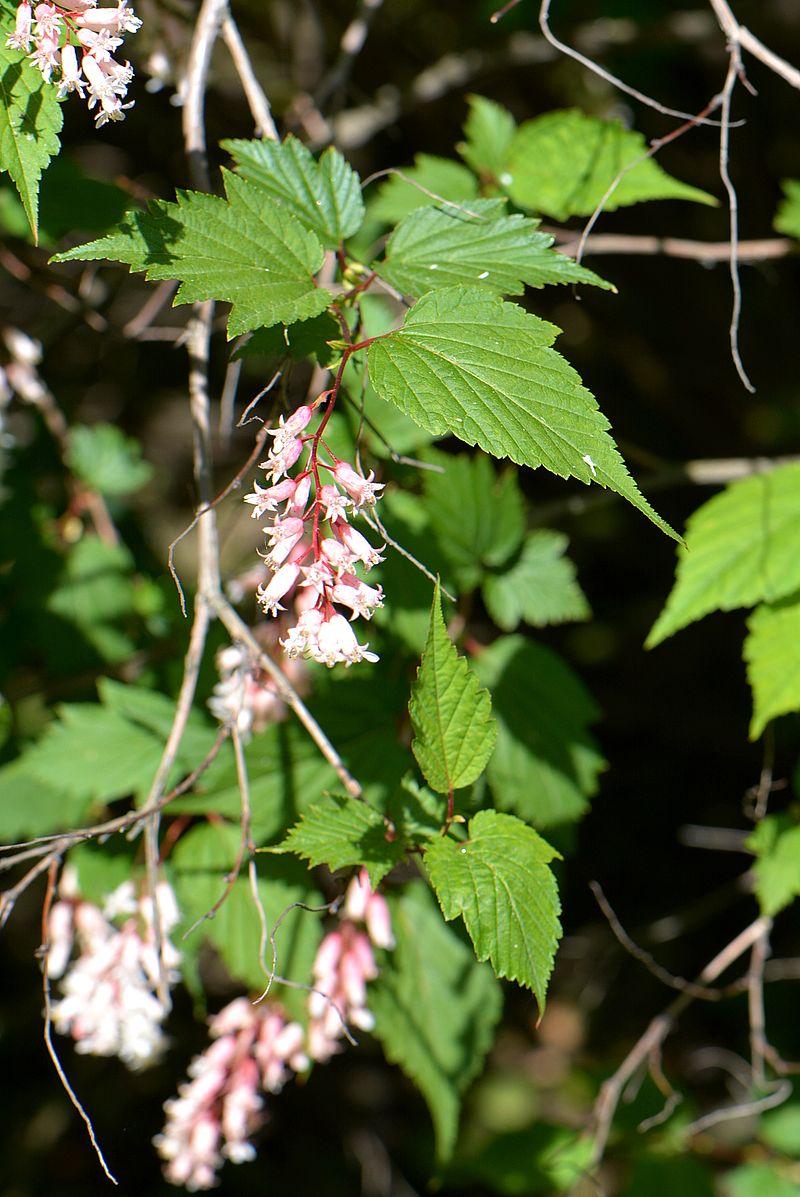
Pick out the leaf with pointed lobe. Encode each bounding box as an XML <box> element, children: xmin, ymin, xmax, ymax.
<box><xmin>647</xmin><ymin>464</ymin><xmax>800</xmax><ymax>646</ymax></box>
<box><xmin>504</xmin><ymin>109</ymin><xmax>716</xmax><ymax>220</ymax></box>
<box><xmin>377</xmin><ymin>199</ymin><xmax>613</xmax><ymax>298</ymax></box>
<box><xmin>222</xmin><ymin>135</ymin><xmax>365</xmax><ymax>248</ymax></box>
<box><xmin>52</xmin><ymin>170</ymin><xmax>332</xmax><ymax>337</ymax></box>
<box><xmin>369</xmin><ymin>154</ymin><xmax>479</xmax><ymax>224</ymax></box>
<box><xmin>368</xmin><ymin>287</ymin><xmax>677</xmax><ymax>539</ymax></box>
<box><xmin>275</xmin><ymin>793</ymin><xmax>404</xmax><ymax>888</ymax></box>
<box><xmin>457</xmin><ymin>94</ymin><xmax>517</xmax><ymax>181</ymax></box>
<box><xmin>425</xmin><ymin>809</ymin><xmax>562</xmax><ymax>1009</ymax></box>
<box><xmin>370</xmin><ymin>882</ymin><xmax>503</xmax><ymax>1163</ymax></box>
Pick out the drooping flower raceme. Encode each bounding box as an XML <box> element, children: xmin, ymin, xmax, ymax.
<box><xmin>307</xmin><ymin>870</ymin><xmax>394</xmax><ymax>1062</ymax></box>
<box><xmin>243</xmin><ymin>403</ymin><xmax>386</xmax><ymax>667</ymax></box>
<box><xmin>154</xmin><ymin>997</ymin><xmax>309</xmax><ymax>1191</ymax></box>
<box><xmin>47</xmin><ymin>868</ymin><xmax>181</xmax><ymax>1069</ymax></box>
<box><xmin>6</xmin><ymin>1</ymin><xmax>142</xmax><ymax>128</ymax></box>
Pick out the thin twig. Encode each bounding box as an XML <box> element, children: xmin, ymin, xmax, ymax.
<box><xmin>589</xmin><ymin>915</ymin><xmax>769</xmax><ymax>1166</ymax></box>
<box><xmin>315</xmin><ymin>0</ymin><xmax>384</xmax><ymax>111</ymax></box>
<box><xmin>708</xmin><ymin>0</ymin><xmax>800</xmax><ymax>91</ymax></box>
<box><xmin>221</xmin><ymin>14</ymin><xmax>279</xmax><ymax>139</ymax></box>
<box><xmin>212</xmin><ymin>595</ymin><xmax>364</xmax><ymax>798</ymax></box>
<box><xmin>554</xmin><ymin>232</ymin><xmax>794</xmax><ymax>263</ymax></box>
<box><xmin>590</xmin><ymin>881</ymin><xmax>723</xmax><ymax>1001</ymax></box>
<box><xmin>716</xmin><ymin>41</ymin><xmax>755</xmax><ymax>392</ymax></box>
<box><xmin>574</xmin><ymin>95</ymin><xmax>722</xmax><ymax>267</ymax></box>
<box><xmin>539</xmin><ymin>0</ymin><xmax>723</xmax><ymax>125</ymax></box>
<box><xmin>40</xmin><ymin>861</ymin><xmax>118</xmax><ymax>1184</ymax></box>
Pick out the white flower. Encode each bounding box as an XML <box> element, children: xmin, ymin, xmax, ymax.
<box><xmin>256</xmin><ymin>561</ymin><xmax>300</xmax><ymax>616</ymax></box>
<box><xmin>332</xmin><ymin>573</ymin><xmax>383</xmax><ymax>621</ymax></box>
<box><xmin>57</xmin><ymin>43</ymin><xmax>86</xmax><ymax>98</ymax></box>
<box><xmin>311</xmin><ymin>613</ymin><xmax>379</xmax><ymax>667</ymax></box>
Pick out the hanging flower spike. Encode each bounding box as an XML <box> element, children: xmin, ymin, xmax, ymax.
<box><xmin>243</xmin><ymin>401</ymin><xmax>385</xmax><ymax>668</ymax></box>
<box><xmin>6</xmin><ymin>0</ymin><xmax>142</xmax><ymax>128</ymax></box>
<box><xmin>48</xmin><ymin>874</ymin><xmax>182</xmax><ymax>1070</ymax></box>
<box><xmin>155</xmin><ymin>997</ymin><xmax>308</xmax><ymax>1190</ymax></box>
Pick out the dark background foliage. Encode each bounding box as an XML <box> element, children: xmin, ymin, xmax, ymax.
<box><xmin>2</xmin><ymin>1</ymin><xmax>800</xmax><ymax>1194</ymax></box>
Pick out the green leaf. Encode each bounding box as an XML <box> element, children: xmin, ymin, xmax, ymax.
<box><xmin>0</xmin><ymin>757</ymin><xmax>88</xmax><ymax>837</ymax></box>
<box><xmin>172</xmin><ymin>822</ymin><xmax>323</xmax><ymax>1020</ymax></box>
<box><xmin>275</xmin><ymin>794</ymin><xmax>404</xmax><ymax>888</ymax></box>
<box><xmin>774</xmin><ymin>179</ymin><xmax>800</xmax><ymax>238</ymax></box>
<box><xmin>168</xmin><ymin>720</ymin><xmax>340</xmax><ymax>845</ymax></box>
<box><xmin>97</xmin><ymin>678</ymin><xmax>217</xmax><ymax>770</ymax></box>
<box><xmin>53</xmin><ymin>171</ymin><xmax>332</xmax><ymax>338</ymax></box>
<box><xmin>449</xmin><ymin>1125</ymin><xmax>595</xmax><ymax>1195</ymax></box>
<box><xmin>0</xmin><ymin>44</ymin><xmax>63</xmax><ymax>240</ymax></box>
<box><xmin>474</xmin><ymin>636</ymin><xmax>603</xmax><ymax>830</ymax></box>
<box><xmin>647</xmin><ymin>464</ymin><xmax>800</xmax><ymax>646</ymax></box>
<box><xmin>425</xmin><ymin>809</ymin><xmax>561</xmax><ymax>1008</ymax></box>
<box><xmin>482</xmin><ymin>531</ymin><xmax>590</xmax><ymax>632</ymax></box>
<box><xmin>369</xmin><ymin>154</ymin><xmax>479</xmax><ymax>224</ymax></box>
<box><xmin>722</xmin><ymin>1163</ymin><xmax>800</xmax><ymax>1197</ymax></box>
<box><xmin>504</xmin><ymin>109</ymin><xmax>716</xmax><ymax>220</ymax></box>
<box><xmin>457</xmin><ymin>94</ymin><xmax>517</xmax><ymax>182</ymax></box>
<box><xmin>69</xmin><ymin>842</ymin><xmax>135</xmax><ymax>906</ymax></box>
<box><xmin>66</xmin><ymin>424</ymin><xmax>153</xmax><ymax>496</ymax></box>
<box><xmin>0</xmin><ymin>155</ymin><xmax>131</xmax><ymax>247</ymax></box>
<box><xmin>370</xmin><ymin>882</ymin><xmax>503</xmax><ymax>1163</ymax></box>
<box><xmin>747</xmin><ymin>816</ymin><xmax>800</xmax><ymax>917</ymax></box>
<box><xmin>46</xmin><ymin>537</ymin><xmax>138</xmax><ymax>664</ymax></box>
<box><xmin>222</xmin><ymin>135</ymin><xmax>365</xmax><ymax>248</ymax></box>
<box><xmin>745</xmin><ymin>595</ymin><xmax>800</xmax><ymax>738</ymax></box>
<box><xmin>377</xmin><ymin>199</ymin><xmax>613</xmax><ymax>299</ymax></box>
<box><xmin>410</xmin><ymin>582</ymin><xmax>497</xmax><ymax>793</ymax></box>
<box><xmin>368</xmin><ymin>287</ymin><xmax>676</xmax><ymax>539</ymax></box>
<box><xmin>422</xmin><ymin>451</ymin><xmax>526</xmax><ymax>591</ymax></box>
<box><xmin>761</xmin><ymin>1103</ymin><xmax>800</xmax><ymax>1156</ymax></box>
<box><xmin>21</xmin><ymin>704</ymin><xmax>163</xmax><ymax>804</ymax></box>
<box><xmin>234</xmin><ymin>311</ymin><xmax>340</xmax><ymax>365</ymax></box>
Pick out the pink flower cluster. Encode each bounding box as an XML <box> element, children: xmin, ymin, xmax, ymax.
<box><xmin>6</xmin><ymin>1</ymin><xmax>142</xmax><ymax>128</ymax></box>
<box><xmin>308</xmin><ymin>869</ymin><xmax>394</xmax><ymax>1062</ymax></box>
<box><xmin>243</xmin><ymin>404</ymin><xmax>385</xmax><ymax>667</ymax></box>
<box><xmin>155</xmin><ymin>872</ymin><xmax>394</xmax><ymax>1188</ymax></box>
<box><xmin>154</xmin><ymin>998</ymin><xmax>309</xmax><ymax>1191</ymax></box>
<box><xmin>47</xmin><ymin>869</ymin><xmax>181</xmax><ymax>1069</ymax></box>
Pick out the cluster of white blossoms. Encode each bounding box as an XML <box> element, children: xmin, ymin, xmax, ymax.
<box><xmin>47</xmin><ymin>869</ymin><xmax>181</xmax><ymax>1069</ymax></box>
<box><xmin>244</xmin><ymin>403</ymin><xmax>386</xmax><ymax>667</ymax></box>
<box><xmin>6</xmin><ymin>0</ymin><xmax>142</xmax><ymax>128</ymax></box>
<box><xmin>156</xmin><ymin>871</ymin><xmax>394</xmax><ymax>1189</ymax></box>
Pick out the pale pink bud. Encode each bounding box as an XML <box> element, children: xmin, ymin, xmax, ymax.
<box><xmin>257</xmin><ymin>561</ymin><xmax>300</xmax><ymax>615</ymax></box>
<box><xmin>292</xmin><ymin>472</ymin><xmax>312</xmax><ymax>512</ymax></box>
<box><xmin>366</xmin><ymin>893</ymin><xmax>395</xmax><ymax>950</ymax></box>
<box><xmin>243</xmin><ymin>477</ymin><xmax>296</xmax><ymax>519</ymax></box>
<box><xmin>344</xmin><ymin>871</ymin><xmax>371</xmax><ymax>922</ymax></box>
<box><xmin>333</xmin><ymin>461</ymin><xmax>384</xmax><ymax>508</ymax></box>
<box><xmin>335</xmin><ymin>522</ymin><xmax>384</xmax><ymax>568</ymax></box>
<box><xmin>283</xmin><ymin>406</ymin><xmax>313</xmax><ymax>436</ymax></box>
<box><xmin>6</xmin><ymin>2</ymin><xmax>32</xmax><ymax>51</ymax></box>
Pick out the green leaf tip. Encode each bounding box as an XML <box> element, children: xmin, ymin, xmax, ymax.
<box><xmin>368</xmin><ymin>287</ymin><xmax>678</xmax><ymax>540</ymax></box>
<box><xmin>410</xmin><ymin>581</ymin><xmax>497</xmax><ymax>795</ymax></box>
